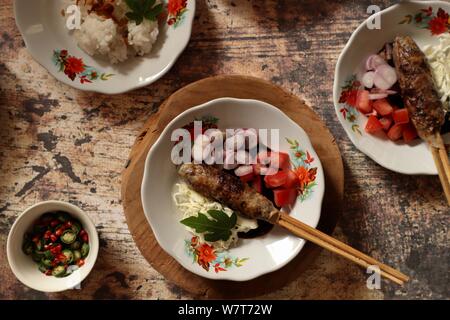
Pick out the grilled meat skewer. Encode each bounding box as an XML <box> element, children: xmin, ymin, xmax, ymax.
<box><xmin>178</xmin><ymin>163</ymin><xmax>280</xmax><ymax>223</ymax></box>
<box><xmin>177</xmin><ymin>163</ymin><xmax>410</xmax><ymax>284</ymax></box>
<box><xmin>392</xmin><ymin>36</ymin><xmax>445</xmax><ymax>146</ymax></box>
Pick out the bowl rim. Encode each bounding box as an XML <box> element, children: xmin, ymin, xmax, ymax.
<box><xmin>141</xmin><ymin>97</ymin><xmax>325</xmax><ymax>281</ymax></box>
<box><xmin>6</xmin><ymin>200</ymin><xmax>99</xmax><ymax>293</ymax></box>
<box><xmin>333</xmin><ymin>0</ymin><xmax>449</xmax><ymax>175</ymax></box>
<box><xmin>12</xmin><ymin>0</ymin><xmax>196</xmax><ymax>95</ymax></box>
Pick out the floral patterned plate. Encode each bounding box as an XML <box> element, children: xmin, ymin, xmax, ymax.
<box><xmin>333</xmin><ymin>0</ymin><xmax>450</xmax><ymax>175</ymax></box>
<box><xmin>141</xmin><ymin>98</ymin><xmax>325</xmax><ymax>281</ymax></box>
<box><xmin>14</xmin><ymin>0</ymin><xmax>194</xmax><ymax>94</ymax></box>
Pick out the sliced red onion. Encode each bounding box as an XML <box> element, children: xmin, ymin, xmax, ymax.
<box><xmin>236</xmin><ymin>150</ymin><xmax>254</xmax><ymax>165</ymax></box>
<box><xmin>368</xmin><ymin>93</ymin><xmax>388</xmax><ymax>100</ymax></box>
<box><xmin>257</xmin><ymin>151</ymin><xmax>271</xmax><ymax>166</ymax></box>
<box><xmin>365</xmin><ymin>54</ymin><xmax>387</xmax><ymax>70</ymax></box>
<box><xmin>192</xmin><ymin>145</ymin><xmax>204</xmax><ymax>163</ymax></box>
<box><xmin>234</xmin><ymin>165</ymin><xmax>253</xmax><ymax>177</ymax></box>
<box><xmin>374</xmin><ymin>64</ymin><xmax>397</xmax><ymax>90</ymax></box>
<box><xmin>204</xmin><ymin>129</ymin><xmax>223</xmax><ymax>143</ymax></box>
<box><xmin>225</xmin><ymin>134</ymin><xmax>245</xmax><ymax>151</ymax></box>
<box><xmin>361</xmin><ymin>71</ymin><xmax>376</xmax><ymax>88</ymax></box>
<box><xmin>234</xmin><ymin>128</ymin><xmax>258</xmax><ymax>150</ymax></box>
<box><xmin>194</xmin><ymin>134</ymin><xmax>210</xmax><ymax>149</ymax></box>
<box><xmin>223</xmin><ymin>150</ymin><xmax>237</xmax><ymax>170</ymax></box>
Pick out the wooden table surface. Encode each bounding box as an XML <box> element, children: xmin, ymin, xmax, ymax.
<box><xmin>0</xmin><ymin>0</ymin><xmax>448</xmax><ymax>300</ymax></box>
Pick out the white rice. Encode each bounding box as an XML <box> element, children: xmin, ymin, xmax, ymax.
<box><xmin>74</xmin><ymin>0</ymin><xmax>160</xmax><ymax>64</ymax></box>
<box><xmin>128</xmin><ymin>19</ymin><xmax>159</xmax><ymax>56</ymax></box>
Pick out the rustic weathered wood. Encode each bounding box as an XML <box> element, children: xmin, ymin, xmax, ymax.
<box><xmin>121</xmin><ymin>75</ymin><xmax>344</xmax><ymax>298</ymax></box>
<box><xmin>1</xmin><ymin>0</ymin><xmax>448</xmax><ymax>299</ymax></box>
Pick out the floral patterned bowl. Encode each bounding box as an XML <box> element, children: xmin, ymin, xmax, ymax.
<box><xmin>14</xmin><ymin>0</ymin><xmax>194</xmax><ymax>94</ymax></box>
<box><xmin>141</xmin><ymin>98</ymin><xmax>325</xmax><ymax>281</ymax></box>
<box><xmin>333</xmin><ymin>0</ymin><xmax>450</xmax><ymax>175</ymax></box>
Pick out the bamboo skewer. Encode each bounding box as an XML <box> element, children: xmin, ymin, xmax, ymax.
<box><xmin>430</xmin><ymin>133</ymin><xmax>450</xmax><ymax>205</ymax></box>
<box><xmin>277</xmin><ymin>212</ymin><xmax>409</xmax><ymax>285</ymax></box>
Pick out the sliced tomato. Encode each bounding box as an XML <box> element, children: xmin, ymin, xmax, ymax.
<box><xmin>379</xmin><ymin>116</ymin><xmax>393</xmax><ymax>131</ymax></box>
<box><xmin>392</xmin><ymin>108</ymin><xmax>409</xmax><ymax>124</ymax></box>
<box><xmin>273</xmin><ymin>189</ymin><xmax>297</xmax><ymax>207</ymax></box>
<box><xmin>387</xmin><ymin>123</ymin><xmax>403</xmax><ymax>141</ymax></box>
<box><xmin>356</xmin><ymin>90</ymin><xmax>372</xmax><ymax>114</ymax></box>
<box><xmin>283</xmin><ymin>169</ymin><xmax>299</xmax><ymax>188</ymax></box>
<box><xmin>365</xmin><ymin>115</ymin><xmax>383</xmax><ymax>133</ymax></box>
<box><xmin>251</xmin><ymin>175</ymin><xmax>262</xmax><ymax>193</ymax></box>
<box><xmin>346</xmin><ymin>90</ymin><xmax>359</xmax><ymax>107</ymax></box>
<box><xmin>270</xmin><ymin>152</ymin><xmax>290</xmax><ymax>170</ymax></box>
<box><xmin>264</xmin><ymin>171</ymin><xmax>287</xmax><ymax>188</ymax></box>
<box><xmin>257</xmin><ymin>151</ymin><xmax>290</xmax><ymax>171</ymax></box>
<box><xmin>239</xmin><ymin>172</ymin><xmax>254</xmax><ymax>183</ymax></box>
<box><xmin>402</xmin><ymin>123</ymin><xmax>418</xmax><ymax>141</ymax></box>
<box><xmin>372</xmin><ymin>98</ymin><xmax>394</xmax><ymax>116</ymax></box>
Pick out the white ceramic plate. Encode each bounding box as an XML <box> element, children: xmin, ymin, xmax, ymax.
<box><xmin>141</xmin><ymin>98</ymin><xmax>325</xmax><ymax>281</ymax></box>
<box><xmin>14</xmin><ymin>0</ymin><xmax>195</xmax><ymax>94</ymax></box>
<box><xmin>333</xmin><ymin>0</ymin><xmax>450</xmax><ymax>175</ymax></box>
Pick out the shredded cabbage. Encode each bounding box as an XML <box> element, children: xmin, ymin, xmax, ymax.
<box><xmin>173</xmin><ymin>182</ymin><xmax>258</xmax><ymax>251</ymax></box>
<box><xmin>424</xmin><ymin>34</ymin><xmax>450</xmax><ymax>111</ymax></box>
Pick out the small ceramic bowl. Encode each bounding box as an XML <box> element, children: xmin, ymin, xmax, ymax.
<box><xmin>14</xmin><ymin>0</ymin><xmax>195</xmax><ymax>94</ymax></box>
<box><xmin>333</xmin><ymin>0</ymin><xmax>450</xmax><ymax>175</ymax></box>
<box><xmin>141</xmin><ymin>98</ymin><xmax>325</xmax><ymax>281</ymax></box>
<box><xmin>7</xmin><ymin>201</ymin><xmax>99</xmax><ymax>292</ymax></box>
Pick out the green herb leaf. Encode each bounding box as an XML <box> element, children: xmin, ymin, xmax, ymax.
<box><xmin>180</xmin><ymin>210</ymin><xmax>237</xmax><ymax>242</ymax></box>
<box><xmin>126</xmin><ymin>0</ymin><xmax>162</xmax><ymax>24</ymax></box>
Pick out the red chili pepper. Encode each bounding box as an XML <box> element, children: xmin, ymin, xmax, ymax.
<box><xmin>44</xmin><ymin>244</ymin><xmax>52</xmax><ymax>250</ymax></box>
<box><xmin>77</xmin><ymin>259</ymin><xmax>85</xmax><ymax>267</ymax></box>
<box><xmin>50</xmin><ymin>244</ymin><xmax>62</xmax><ymax>255</ymax></box>
<box><xmin>43</xmin><ymin>230</ymin><xmax>52</xmax><ymax>239</ymax></box>
<box><xmin>55</xmin><ymin>228</ymin><xmax>65</xmax><ymax>237</ymax></box>
<box><xmin>50</xmin><ymin>234</ymin><xmax>57</xmax><ymax>242</ymax></box>
<box><xmin>79</xmin><ymin>229</ymin><xmax>86</xmax><ymax>237</ymax></box>
<box><xmin>57</xmin><ymin>253</ymin><xmax>67</xmax><ymax>262</ymax></box>
<box><xmin>45</xmin><ymin>270</ymin><xmax>52</xmax><ymax>276</ymax></box>
<box><xmin>51</xmin><ymin>259</ymin><xmax>59</xmax><ymax>267</ymax></box>
<box><xmin>32</xmin><ymin>235</ymin><xmax>40</xmax><ymax>243</ymax></box>
<box><xmin>64</xmin><ymin>221</ymin><xmax>73</xmax><ymax>228</ymax></box>
<box><xmin>50</xmin><ymin>219</ymin><xmax>60</xmax><ymax>227</ymax></box>
<box><xmin>81</xmin><ymin>233</ymin><xmax>89</xmax><ymax>243</ymax></box>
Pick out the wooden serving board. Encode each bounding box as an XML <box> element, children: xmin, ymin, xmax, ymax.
<box><xmin>121</xmin><ymin>75</ymin><xmax>344</xmax><ymax>299</ymax></box>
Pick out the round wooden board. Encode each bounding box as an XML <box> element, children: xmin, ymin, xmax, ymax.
<box><xmin>121</xmin><ymin>75</ymin><xmax>344</xmax><ymax>299</ymax></box>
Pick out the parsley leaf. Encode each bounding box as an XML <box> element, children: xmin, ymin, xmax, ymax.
<box><xmin>125</xmin><ymin>0</ymin><xmax>163</xmax><ymax>25</ymax></box>
<box><xmin>180</xmin><ymin>210</ymin><xmax>237</xmax><ymax>242</ymax></box>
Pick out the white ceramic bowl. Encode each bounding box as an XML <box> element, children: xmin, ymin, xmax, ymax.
<box><xmin>333</xmin><ymin>0</ymin><xmax>450</xmax><ymax>175</ymax></box>
<box><xmin>141</xmin><ymin>98</ymin><xmax>325</xmax><ymax>281</ymax></box>
<box><xmin>7</xmin><ymin>201</ymin><xmax>99</xmax><ymax>292</ymax></box>
<box><xmin>14</xmin><ymin>0</ymin><xmax>195</xmax><ymax>94</ymax></box>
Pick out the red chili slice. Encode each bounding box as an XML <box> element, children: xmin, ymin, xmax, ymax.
<box><xmin>64</xmin><ymin>221</ymin><xmax>73</xmax><ymax>228</ymax></box>
<box><xmin>50</xmin><ymin>219</ymin><xmax>60</xmax><ymax>227</ymax></box>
